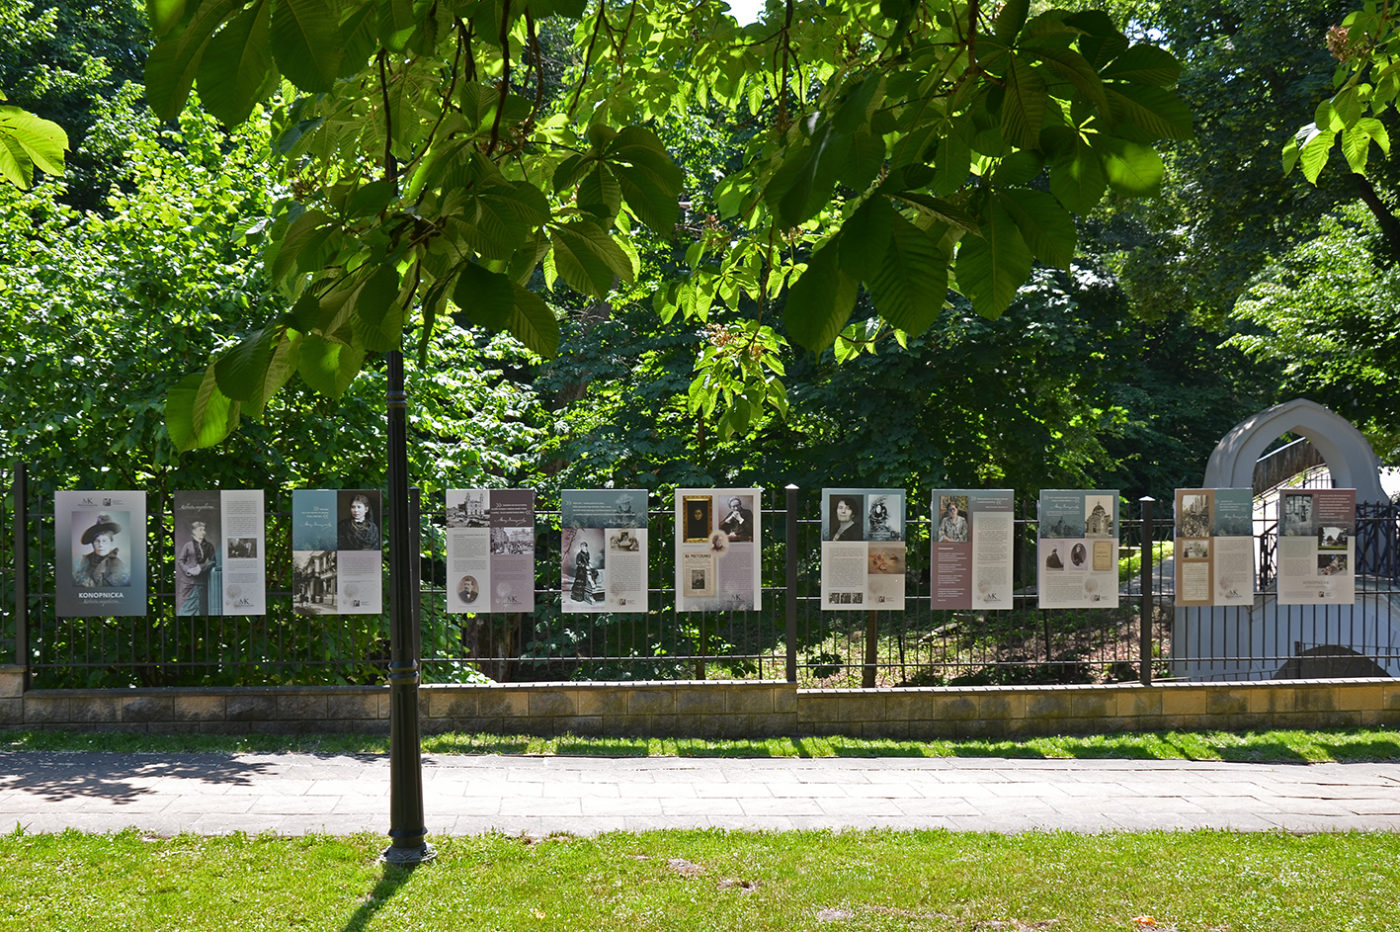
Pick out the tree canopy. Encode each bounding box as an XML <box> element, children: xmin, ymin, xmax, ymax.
<box><xmin>145</xmin><ymin>0</ymin><xmax>1191</xmax><ymax>450</ymax></box>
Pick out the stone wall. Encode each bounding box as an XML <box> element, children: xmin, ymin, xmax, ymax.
<box><xmin>3</xmin><ymin>666</ymin><xmax>1397</xmax><ymax>738</ymax></box>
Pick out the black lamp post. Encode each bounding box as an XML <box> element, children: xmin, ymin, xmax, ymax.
<box><xmin>382</xmin><ymin>348</ymin><xmax>434</xmax><ymax>865</ymax></box>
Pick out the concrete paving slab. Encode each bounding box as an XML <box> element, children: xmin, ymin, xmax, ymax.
<box><xmin>4</xmin><ymin>750</ymin><xmax>1400</xmax><ymax>837</ymax></box>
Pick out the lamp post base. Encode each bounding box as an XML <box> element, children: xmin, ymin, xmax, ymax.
<box><xmin>380</xmin><ymin>839</ymin><xmax>437</xmax><ymax>866</ymax></box>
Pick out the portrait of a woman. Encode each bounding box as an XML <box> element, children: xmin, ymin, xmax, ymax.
<box><xmin>827</xmin><ymin>496</ymin><xmax>863</xmax><ymax>541</ymax></box>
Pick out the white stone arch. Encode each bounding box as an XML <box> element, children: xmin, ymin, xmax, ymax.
<box><xmin>1203</xmin><ymin>398</ymin><xmax>1387</xmax><ymax>502</ymax></box>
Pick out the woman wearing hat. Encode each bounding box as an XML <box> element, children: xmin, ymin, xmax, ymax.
<box><xmin>74</xmin><ymin>513</ymin><xmax>130</xmax><ymax>587</ymax></box>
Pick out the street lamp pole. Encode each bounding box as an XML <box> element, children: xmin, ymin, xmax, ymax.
<box><xmin>382</xmin><ymin>348</ymin><xmax>434</xmax><ymax>865</ymax></box>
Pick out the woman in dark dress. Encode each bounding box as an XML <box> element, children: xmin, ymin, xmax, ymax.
<box><xmin>570</xmin><ymin>541</ymin><xmax>591</xmax><ymax>602</ymax></box>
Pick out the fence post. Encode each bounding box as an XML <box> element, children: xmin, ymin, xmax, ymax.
<box><xmin>12</xmin><ymin>462</ymin><xmax>26</xmax><ymax>680</ymax></box>
<box><xmin>863</xmin><ymin>610</ymin><xmax>878</xmax><ymax>689</ymax></box>
<box><xmin>785</xmin><ymin>484</ymin><xmax>798</xmax><ymax>684</ymax></box>
<box><xmin>1139</xmin><ymin>495</ymin><xmax>1155</xmax><ymax>686</ymax></box>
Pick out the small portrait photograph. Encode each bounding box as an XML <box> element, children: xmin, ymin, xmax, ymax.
<box><xmin>1044</xmin><ymin>546</ymin><xmax>1064</xmax><ymax>570</ymax></box>
<box><xmin>708</xmin><ymin>530</ymin><xmax>729</xmax><ymax>555</ymax></box>
<box><xmin>868</xmin><ymin>544</ymin><xmax>905</xmax><ymax>575</ymax></box>
<box><xmin>1070</xmin><ymin>542</ymin><xmax>1088</xmax><ymax>567</ymax></box>
<box><xmin>227</xmin><ymin>537</ymin><xmax>257</xmax><ymax>559</ymax></box>
<box><xmin>337</xmin><ymin>491</ymin><xmax>381</xmax><ymax>550</ymax></box>
<box><xmin>1318</xmin><ymin>525</ymin><xmax>1349</xmax><ymax>550</ymax></box>
<box><xmin>457</xmin><ymin>574</ymin><xmax>480</xmax><ymax>604</ymax></box>
<box><xmin>72</xmin><ymin>511</ymin><xmax>132</xmax><ymax>588</ymax></box>
<box><xmin>826</xmin><ymin>494</ymin><xmax>864</xmax><ymax>541</ymax></box>
<box><xmin>683</xmin><ymin>496</ymin><xmax>713</xmax><ymax>542</ymax></box>
<box><xmin>936</xmin><ymin>495</ymin><xmax>969</xmax><ymax>543</ymax></box>
<box><xmin>687</xmin><ymin>567</ymin><xmax>708</xmax><ymax>595</ymax></box>
<box><xmin>718</xmin><ymin>494</ymin><xmax>755</xmax><ymax>541</ymax></box>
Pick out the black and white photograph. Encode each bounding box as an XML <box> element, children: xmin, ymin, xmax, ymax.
<box><xmin>490</xmin><ymin>526</ymin><xmax>534</xmax><ymax>555</ymax></box>
<box><xmin>446</xmin><ymin>490</ymin><xmax>490</xmax><ymax>528</ymax></box>
<box><xmin>1177</xmin><ymin>492</ymin><xmax>1211</xmax><ymax>538</ymax></box>
<box><xmin>71</xmin><ymin>510</ymin><xmax>133</xmax><ymax>589</ymax></box>
<box><xmin>866</xmin><ymin>494</ymin><xmax>903</xmax><ymax>541</ymax></box>
<box><xmin>337</xmin><ymin>490</ymin><xmax>381</xmax><ymax>550</ymax></box>
<box><xmin>1282</xmin><ymin>492</ymin><xmax>1314</xmax><ymax>536</ymax></box>
<box><xmin>717</xmin><ymin>494</ymin><xmax>755</xmax><ymax>541</ymax></box>
<box><xmin>825</xmin><ymin>494</ymin><xmax>864</xmax><ymax>541</ymax></box>
<box><xmin>174</xmin><ymin>494</ymin><xmax>221</xmax><ymax>617</ymax></box>
<box><xmin>293</xmin><ymin>550</ymin><xmax>338</xmax><ymax>614</ymax></box>
<box><xmin>1084</xmin><ymin>495</ymin><xmax>1115</xmax><ymax>537</ymax></box>
<box><xmin>564</xmin><ymin>527</ymin><xmax>606</xmax><ymax>605</ymax></box>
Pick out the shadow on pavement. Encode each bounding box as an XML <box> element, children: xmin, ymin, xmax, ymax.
<box><xmin>0</xmin><ymin>752</ymin><xmax>277</xmax><ymax>804</ymax></box>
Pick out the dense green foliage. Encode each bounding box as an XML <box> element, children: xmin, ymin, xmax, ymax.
<box><xmin>138</xmin><ymin>0</ymin><xmax>1192</xmax><ymax>450</ymax></box>
<box><xmin>7</xmin><ymin>0</ymin><xmax>1400</xmax><ymax>686</ymax></box>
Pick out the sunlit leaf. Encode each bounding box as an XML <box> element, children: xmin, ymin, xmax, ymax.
<box><xmin>955</xmin><ymin>200</ymin><xmax>1032</xmax><ymax>318</ymax></box>
<box><xmin>167</xmin><ymin>364</ymin><xmax>241</xmax><ymax>452</ymax></box>
<box><xmin>784</xmin><ymin>240</ymin><xmax>859</xmax><ymax>352</ymax></box>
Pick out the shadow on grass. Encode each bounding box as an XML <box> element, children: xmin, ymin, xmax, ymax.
<box><xmin>340</xmin><ymin>862</ymin><xmax>421</xmax><ymax>932</ymax></box>
<box><xmin>553</xmin><ymin>737</ymin><xmax>649</xmax><ymax>756</ymax></box>
<box><xmin>421</xmin><ymin>734</ymin><xmax>533</xmax><ymax>755</ymax></box>
<box><xmin>1314</xmin><ymin>736</ymin><xmax>1400</xmax><ymax>762</ymax></box>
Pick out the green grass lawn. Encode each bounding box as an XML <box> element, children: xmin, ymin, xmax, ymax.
<box><xmin>1</xmin><ymin>828</ymin><xmax>1395</xmax><ymax>931</ymax></box>
<box><xmin>4</xmin><ymin>725</ymin><xmax>1399</xmax><ymax>763</ymax></box>
<box><xmin>3</xmin><ymin>726</ymin><xmax>1396</xmax><ymax>930</ymax></box>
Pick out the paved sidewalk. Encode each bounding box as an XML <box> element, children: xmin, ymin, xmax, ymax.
<box><xmin>3</xmin><ymin>752</ymin><xmax>1398</xmax><ymax>836</ymax></box>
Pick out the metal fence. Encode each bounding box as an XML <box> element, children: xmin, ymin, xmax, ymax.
<box><xmin>1173</xmin><ymin>491</ymin><xmax>1400</xmax><ymax>681</ymax></box>
<box><xmin>0</xmin><ymin>463</ymin><xmax>13</xmax><ymax>666</ymax></box>
<box><xmin>7</xmin><ymin>467</ymin><xmax>1399</xmax><ymax>689</ymax></box>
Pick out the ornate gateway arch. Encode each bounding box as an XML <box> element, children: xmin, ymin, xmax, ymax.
<box><xmin>1202</xmin><ymin>398</ymin><xmax>1386</xmax><ymax>502</ymax></box>
<box><xmin>1175</xmin><ymin>399</ymin><xmax>1398</xmax><ymax>681</ymax></box>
